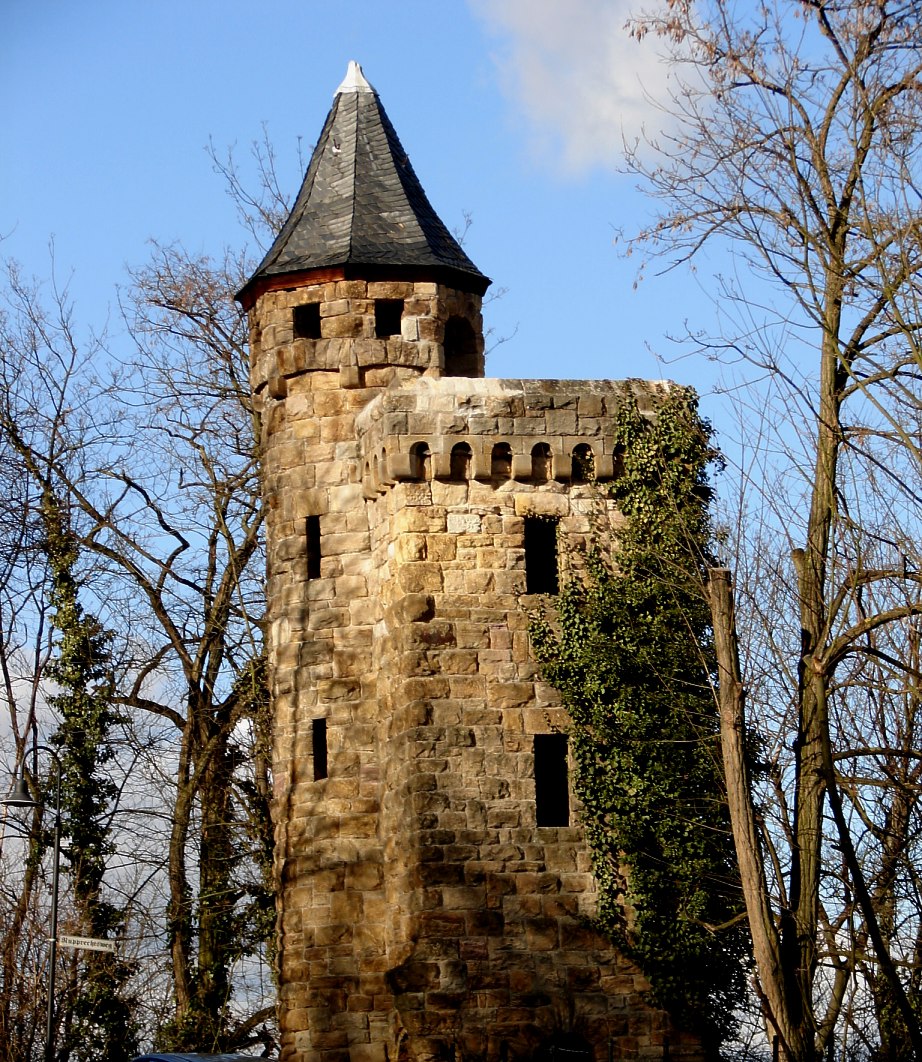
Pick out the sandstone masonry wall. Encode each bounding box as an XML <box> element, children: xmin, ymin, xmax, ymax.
<box><xmin>251</xmin><ymin>279</ymin><xmax>705</xmax><ymax>1062</ymax></box>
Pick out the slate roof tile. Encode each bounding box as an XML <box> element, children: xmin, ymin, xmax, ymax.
<box><xmin>240</xmin><ymin>63</ymin><xmax>489</xmax><ymax>299</ymax></box>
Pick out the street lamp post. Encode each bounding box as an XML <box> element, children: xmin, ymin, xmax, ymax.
<box><xmin>2</xmin><ymin>744</ymin><xmax>62</xmax><ymax>1062</ymax></box>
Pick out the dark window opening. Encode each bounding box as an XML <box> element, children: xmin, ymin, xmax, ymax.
<box><xmin>312</xmin><ymin>718</ymin><xmax>328</xmax><ymax>780</ymax></box>
<box><xmin>443</xmin><ymin>315</ymin><xmax>480</xmax><ymax>377</ymax></box>
<box><xmin>411</xmin><ymin>442</ymin><xmax>431</xmax><ymax>481</ymax></box>
<box><xmin>306</xmin><ymin>515</ymin><xmax>321</xmax><ymax>579</ymax></box>
<box><xmin>525</xmin><ymin>517</ymin><xmax>559</xmax><ymax>594</ymax></box>
<box><xmin>531</xmin><ymin>443</ymin><xmax>552</xmax><ymax>482</ymax></box>
<box><xmin>534</xmin><ymin>733</ymin><xmax>569</xmax><ymax>826</ymax></box>
<box><xmin>375</xmin><ymin>299</ymin><xmax>404</xmax><ymax>338</ymax></box>
<box><xmin>535</xmin><ymin>1033</ymin><xmax>592</xmax><ymax>1062</ymax></box>
<box><xmin>293</xmin><ymin>302</ymin><xmax>321</xmax><ymax>340</ymax></box>
<box><xmin>571</xmin><ymin>444</ymin><xmax>595</xmax><ymax>483</ymax></box>
<box><xmin>491</xmin><ymin>442</ymin><xmax>512</xmax><ymax>480</ymax></box>
<box><xmin>450</xmin><ymin>442</ymin><xmax>472</xmax><ymax>481</ymax></box>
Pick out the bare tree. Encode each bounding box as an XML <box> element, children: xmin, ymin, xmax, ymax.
<box><xmin>628</xmin><ymin>2</ymin><xmax>922</xmax><ymax>1058</ymax></box>
<box><xmin>0</xmin><ymin>469</ymin><xmax>56</xmax><ymax>1061</ymax></box>
<box><xmin>0</xmin><ymin>127</ymin><xmax>304</xmax><ymax>1053</ymax></box>
<box><xmin>113</xmin><ymin>242</ymin><xmax>273</xmax><ymax>1051</ymax></box>
<box><xmin>0</xmin><ymin>244</ymin><xmax>274</xmax><ymax>1053</ymax></box>
<box><xmin>0</xmin><ymin>264</ymin><xmax>95</xmax><ymax>1061</ymax></box>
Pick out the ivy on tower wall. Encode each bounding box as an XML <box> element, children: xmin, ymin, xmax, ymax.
<box><xmin>531</xmin><ymin>388</ymin><xmax>750</xmax><ymax>1051</ymax></box>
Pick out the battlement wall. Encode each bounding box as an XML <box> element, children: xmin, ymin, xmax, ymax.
<box><xmin>355</xmin><ymin>377</ymin><xmax>670</xmax><ymax>491</ymax></box>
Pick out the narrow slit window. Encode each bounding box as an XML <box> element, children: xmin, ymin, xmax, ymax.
<box><xmin>524</xmin><ymin>517</ymin><xmax>559</xmax><ymax>594</ymax></box>
<box><xmin>312</xmin><ymin>718</ymin><xmax>328</xmax><ymax>781</ymax></box>
<box><xmin>375</xmin><ymin>299</ymin><xmax>404</xmax><ymax>338</ymax></box>
<box><xmin>534</xmin><ymin>734</ymin><xmax>569</xmax><ymax>826</ymax></box>
<box><xmin>293</xmin><ymin>303</ymin><xmax>321</xmax><ymax>340</ymax></box>
<box><xmin>306</xmin><ymin>515</ymin><xmax>321</xmax><ymax>579</ymax></box>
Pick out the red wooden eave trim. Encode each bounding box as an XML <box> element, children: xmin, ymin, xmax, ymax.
<box><xmin>236</xmin><ymin>264</ymin><xmax>490</xmax><ymax>311</ymax></box>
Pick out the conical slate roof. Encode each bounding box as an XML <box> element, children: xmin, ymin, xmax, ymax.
<box><xmin>238</xmin><ymin>62</ymin><xmax>489</xmax><ymax>305</ymax></box>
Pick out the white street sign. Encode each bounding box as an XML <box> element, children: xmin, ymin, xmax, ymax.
<box><xmin>57</xmin><ymin>934</ymin><xmax>117</xmax><ymax>954</ymax></box>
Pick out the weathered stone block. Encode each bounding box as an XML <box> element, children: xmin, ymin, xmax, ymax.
<box><xmin>367</xmin><ymin>281</ymin><xmax>412</xmax><ymax>299</ymax></box>
<box><xmin>309</xmin><ymin>607</ymin><xmax>351</xmax><ymax>631</ymax></box>
<box><xmin>340</xmin><ymin>365</ymin><xmax>362</xmax><ymax>388</ymax></box>
<box><xmin>403</xmin><ymin>621</ymin><xmax>456</xmax><ymax>649</ymax></box>
<box><xmin>396</xmin><ymin>533</ymin><xmax>427</xmax><ymax>562</ymax></box>
<box><xmin>487</xmin><ymin>682</ymin><xmax>534</xmax><ymax>709</ymax></box>
<box><xmin>322</xmin><ymin>531</ymin><xmax>371</xmax><ymax>555</ymax></box>
<box><xmin>398</xmin><ymin>562</ymin><xmax>444</xmax><ymax>593</ymax></box>
<box><xmin>349</xmin><ymin>1044</ymin><xmax>386</xmax><ymax>1062</ymax></box>
<box><xmin>322</xmin><ymin>315</ymin><xmax>363</xmax><ymax>339</ymax></box>
<box><xmin>513</xmin><ymin>492</ymin><xmax>569</xmax><ymax>518</ymax></box>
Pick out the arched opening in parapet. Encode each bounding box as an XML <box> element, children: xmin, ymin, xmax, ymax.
<box><xmin>372</xmin><ymin>454</ymin><xmax>380</xmax><ymax>486</ymax></box>
<box><xmin>491</xmin><ymin>443</ymin><xmax>513</xmax><ymax>480</ymax></box>
<box><xmin>450</xmin><ymin>442</ymin><xmax>472</xmax><ymax>481</ymax></box>
<box><xmin>443</xmin><ymin>316</ymin><xmax>480</xmax><ymax>377</ymax></box>
<box><xmin>410</xmin><ymin>442</ymin><xmax>431</xmax><ymax>481</ymax></box>
<box><xmin>531</xmin><ymin>443</ymin><xmax>552</xmax><ymax>482</ymax></box>
<box><xmin>571</xmin><ymin>444</ymin><xmax>595</xmax><ymax>483</ymax></box>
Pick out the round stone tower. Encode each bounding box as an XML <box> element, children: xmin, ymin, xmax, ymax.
<box><xmin>239</xmin><ymin>62</ymin><xmax>704</xmax><ymax>1062</ymax></box>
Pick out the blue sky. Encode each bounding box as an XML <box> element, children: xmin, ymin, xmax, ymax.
<box><xmin>2</xmin><ymin>1</ymin><xmax>722</xmax><ymax>403</ymax></box>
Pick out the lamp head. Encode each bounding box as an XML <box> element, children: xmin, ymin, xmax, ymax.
<box><xmin>1</xmin><ymin>774</ymin><xmax>40</xmax><ymax>809</ymax></box>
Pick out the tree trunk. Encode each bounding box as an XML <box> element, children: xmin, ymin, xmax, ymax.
<box><xmin>710</xmin><ymin>567</ymin><xmax>808</xmax><ymax>1060</ymax></box>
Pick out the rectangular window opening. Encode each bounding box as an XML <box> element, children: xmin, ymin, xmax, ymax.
<box><xmin>293</xmin><ymin>302</ymin><xmax>322</xmax><ymax>340</ymax></box>
<box><xmin>534</xmin><ymin>733</ymin><xmax>569</xmax><ymax>826</ymax></box>
<box><xmin>375</xmin><ymin>299</ymin><xmax>404</xmax><ymax>338</ymax></box>
<box><xmin>312</xmin><ymin>718</ymin><xmax>328</xmax><ymax>781</ymax></box>
<box><xmin>524</xmin><ymin>516</ymin><xmax>559</xmax><ymax>594</ymax></box>
<box><xmin>306</xmin><ymin>515</ymin><xmax>321</xmax><ymax>580</ymax></box>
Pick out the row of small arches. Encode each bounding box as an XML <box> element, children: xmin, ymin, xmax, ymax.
<box><xmin>364</xmin><ymin>442</ymin><xmax>600</xmax><ymax>485</ymax></box>
<box><xmin>438</xmin><ymin>442</ymin><xmax>595</xmax><ymax>482</ymax></box>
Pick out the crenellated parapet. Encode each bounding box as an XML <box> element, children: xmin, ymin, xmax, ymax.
<box><xmin>355</xmin><ymin>376</ymin><xmax>670</xmax><ymax>494</ymax></box>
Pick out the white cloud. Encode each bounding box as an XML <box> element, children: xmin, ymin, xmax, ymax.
<box><xmin>468</xmin><ymin>0</ymin><xmax>673</xmax><ymax>176</ymax></box>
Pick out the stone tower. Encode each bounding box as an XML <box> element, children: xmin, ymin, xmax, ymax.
<box><xmin>238</xmin><ymin>63</ymin><xmax>703</xmax><ymax>1062</ymax></box>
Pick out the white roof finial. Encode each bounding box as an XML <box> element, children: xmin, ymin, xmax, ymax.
<box><xmin>337</xmin><ymin>61</ymin><xmax>374</xmax><ymax>95</ymax></box>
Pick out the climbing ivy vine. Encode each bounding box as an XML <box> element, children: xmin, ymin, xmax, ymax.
<box><xmin>531</xmin><ymin>388</ymin><xmax>749</xmax><ymax>1051</ymax></box>
<box><xmin>43</xmin><ymin>489</ymin><xmax>138</xmax><ymax>1062</ymax></box>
